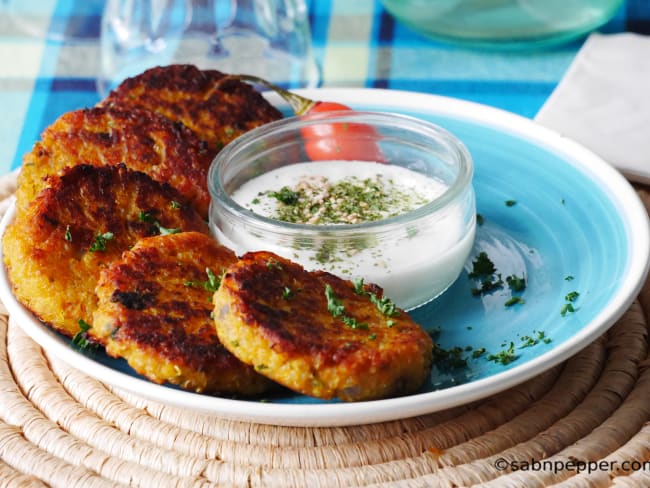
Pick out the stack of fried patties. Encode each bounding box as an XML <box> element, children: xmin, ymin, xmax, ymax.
<box><xmin>3</xmin><ymin>64</ymin><xmax>433</xmax><ymax>401</ymax></box>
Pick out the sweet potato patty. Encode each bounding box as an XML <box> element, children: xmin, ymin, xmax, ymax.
<box><xmin>101</xmin><ymin>64</ymin><xmax>283</xmax><ymax>153</ymax></box>
<box><xmin>92</xmin><ymin>232</ymin><xmax>271</xmax><ymax>395</ymax></box>
<box><xmin>2</xmin><ymin>164</ymin><xmax>208</xmax><ymax>339</ymax></box>
<box><xmin>16</xmin><ymin>106</ymin><xmax>213</xmax><ymax>218</ymax></box>
<box><xmin>213</xmin><ymin>251</ymin><xmax>434</xmax><ymax>401</ymax></box>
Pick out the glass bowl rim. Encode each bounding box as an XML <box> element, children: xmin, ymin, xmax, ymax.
<box><xmin>208</xmin><ymin>110</ymin><xmax>474</xmax><ymax>235</ymax></box>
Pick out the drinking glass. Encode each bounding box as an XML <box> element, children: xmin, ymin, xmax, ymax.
<box><xmin>97</xmin><ymin>0</ymin><xmax>319</xmax><ymax>97</ymax></box>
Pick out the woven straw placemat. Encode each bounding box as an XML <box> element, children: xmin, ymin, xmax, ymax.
<box><xmin>0</xmin><ymin>171</ymin><xmax>648</xmax><ymax>488</ymax></box>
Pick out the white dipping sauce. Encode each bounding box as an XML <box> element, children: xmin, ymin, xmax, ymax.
<box><xmin>217</xmin><ymin>161</ymin><xmax>475</xmax><ymax>310</ymax></box>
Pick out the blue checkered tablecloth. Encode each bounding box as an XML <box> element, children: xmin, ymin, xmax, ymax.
<box><xmin>1</xmin><ymin>0</ymin><xmax>649</xmax><ymax>176</ymax></box>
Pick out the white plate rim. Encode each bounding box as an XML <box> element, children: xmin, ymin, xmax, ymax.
<box><xmin>1</xmin><ymin>88</ymin><xmax>649</xmax><ymax>427</ymax></box>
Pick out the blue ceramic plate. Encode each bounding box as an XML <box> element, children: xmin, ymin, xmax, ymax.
<box><xmin>1</xmin><ymin>88</ymin><xmax>648</xmax><ymax>427</ymax></box>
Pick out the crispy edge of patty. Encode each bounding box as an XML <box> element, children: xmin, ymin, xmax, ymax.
<box><xmin>2</xmin><ymin>163</ymin><xmax>208</xmax><ymax>339</ymax></box>
<box><xmin>213</xmin><ymin>251</ymin><xmax>434</xmax><ymax>401</ymax></box>
<box><xmin>101</xmin><ymin>64</ymin><xmax>283</xmax><ymax>153</ymax></box>
<box><xmin>16</xmin><ymin>106</ymin><xmax>213</xmax><ymax>218</ymax></box>
<box><xmin>92</xmin><ymin>231</ymin><xmax>271</xmax><ymax>395</ymax></box>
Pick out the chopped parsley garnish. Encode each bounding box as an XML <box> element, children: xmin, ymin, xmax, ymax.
<box><xmin>369</xmin><ymin>333</ymin><xmax>377</xmax><ymax>341</ymax></box>
<box><xmin>204</xmin><ymin>268</ymin><xmax>221</xmax><ymax>292</ymax></box>
<box><xmin>487</xmin><ymin>342</ymin><xmax>518</xmax><ymax>365</ymax></box>
<box><xmin>325</xmin><ymin>284</ymin><xmax>372</xmax><ymax>331</ymax></box>
<box><xmin>342</xmin><ymin>316</ymin><xmax>369</xmax><ymax>330</ymax></box>
<box><xmin>184</xmin><ymin>267</ymin><xmax>223</xmax><ymax>293</ymax></box>
<box><xmin>561</xmin><ymin>303</ymin><xmax>576</xmax><ymax>316</ymax></box>
<box><xmin>504</xmin><ymin>296</ymin><xmax>525</xmax><ymax>307</ymax></box>
<box><xmin>325</xmin><ymin>284</ymin><xmax>345</xmax><ymax>317</ymax></box>
<box><xmin>476</xmin><ymin>213</ymin><xmax>484</xmax><ymax>226</ymax></box>
<box><xmin>64</xmin><ymin>225</ymin><xmax>72</xmax><ymax>242</ymax></box>
<box><xmin>89</xmin><ymin>231</ymin><xmax>114</xmax><ymax>252</ymax></box>
<box><xmin>471</xmin><ymin>275</ymin><xmax>504</xmax><ymax>296</ymax></box>
<box><xmin>561</xmin><ymin>290</ymin><xmax>579</xmax><ymax>316</ymax></box>
<box><xmin>472</xmin><ymin>347</ymin><xmax>486</xmax><ymax>359</ymax></box>
<box><xmin>505</xmin><ymin>200</ymin><xmax>517</xmax><ymax>207</ymax></box>
<box><xmin>351</xmin><ymin>278</ymin><xmax>399</xmax><ymax>320</ymax></box>
<box><xmin>266</xmin><ymin>258</ymin><xmax>283</xmax><ymax>270</ymax></box>
<box><xmin>369</xmin><ymin>293</ymin><xmax>399</xmax><ymax>317</ymax></box>
<box><xmin>263</xmin><ymin>174</ymin><xmax>430</xmax><ymax>225</ymax></box>
<box><xmin>519</xmin><ymin>331</ymin><xmax>551</xmax><ymax>348</ymax></box>
<box><xmin>565</xmin><ymin>291</ymin><xmax>580</xmax><ymax>302</ymax></box>
<box><xmin>282</xmin><ymin>286</ymin><xmax>294</xmax><ymax>300</ymax></box>
<box><xmin>171</xmin><ymin>200</ymin><xmax>182</xmax><ymax>209</ymax></box>
<box><xmin>431</xmin><ymin>344</ymin><xmax>468</xmax><ymax>370</ymax></box>
<box><xmin>352</xmin><ymin>278</ymin><xmax>365</xmax><ymax>295</ymax></box>
<box><xmin>468</xmin><ymin>252</ymin><xmax>497</xmax><ymax>278</ymax></box>
<box><xmin>269</xmin><ymin>186</ymin><xmax>300</xmax><ymax>205</ymax></box>
<box><xmin>138</xmin><ymin>211</ymin><xmax>180</xmax><ymax>235</ymax></box>
<box><xmin>506</xmin><ymin>274</ymin><xmax>526</xmax><ymax>292</ymax></box>
<box><xmin>72</xmin><ymin>319</ymin><xmax>98</xmax><ymax>351</ymax></box>
<box><xmin>564</xmin><ymin>275</ymin><xmax>574</xmax><ymax>281</ymax></box>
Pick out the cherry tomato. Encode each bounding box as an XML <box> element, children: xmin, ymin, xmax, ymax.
<box><xmin>219</xmin><ymin>75</ymin><xmax>384</xmax><ymax>162</ymax></box>
<box><xmin>301</xmin><ymin>101</ymin><xmax>384</xmax><ymax>162</ymax></box>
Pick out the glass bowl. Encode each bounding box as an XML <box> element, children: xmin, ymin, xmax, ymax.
<box><xmin>380</xmin><ymin>0</ymin><xmax>623</xmax><ymax>51</ymax></box>
<box><xmin>208</xmin><ymin>111</ymin><xmax>476</xmax><ymax>310</ymax></box>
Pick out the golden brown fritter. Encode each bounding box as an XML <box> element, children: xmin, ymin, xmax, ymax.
<box><xmin>2</xmin><ymin>163</ymin><xmax>208</xmax><ymax>339</ymax></box>
<box><xmin>16</xmin><ymin>106</ymin><xmax>213</xmax><ymax>218</ymax></box>
<box><xmin>101</xmin><ymin>64</ymin><xmax>283</xmax><ymax>153</ymax></box>
<box><xmin>213</xmin><ymin>251</ymin><xmax>434</xmax><ymax>401</ymax></box>
<box><xmin>92</xmin><ymin>232</ymin><xmax>271</xmax><ymax>395</ymax></box>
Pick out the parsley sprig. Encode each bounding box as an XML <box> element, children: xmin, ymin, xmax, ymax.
<box><xmin>139</xmin><ymin>211</ymin><xmax>180</xmax><ymax>235</ymax></box>
<box><xmin>89</xmin><ymin>232</ymin><xmax>114</xmax><ymax>252</ymax></box>
<box><xmin>184</xmin><ymin>267</ymin><xmax>223</xmax><ymax>293</ymax></box>
<box><xmin>352</xmin><ymin>278</ymin><xmax>400</xmax><ymax>322</ymax></box>
<box><xmin>325</xmin><ymin>284</ymin><xmax>369</xmax><ymax>330</ymax></box>
<box><xmin>72</xmin><ymin>319</ymin><xmax>98</xmax><ymax>351</ymax></box>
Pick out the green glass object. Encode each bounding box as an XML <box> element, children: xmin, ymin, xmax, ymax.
<box><xmin>380</xmin><ymin>0</ymin><xmax>623</xmax><ymax>50</ymax></box>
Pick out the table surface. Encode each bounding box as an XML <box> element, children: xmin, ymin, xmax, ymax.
<box><xmin>1</xmin><ymin>0</ymin><xmax>649</xmax><ymax>177</ymax></box>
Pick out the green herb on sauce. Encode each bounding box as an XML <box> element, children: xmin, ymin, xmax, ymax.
<box><xmin>269</xmin><ymin>186</ymin><xmax>300</xmax><ymax>205</ymax></box>
<box><xmin>262</xmin><ymin>174</ymin><xmax>430</xmax><ymax>225</ymax></box>
<box><xmin>64</xmin><ymin>225</ymin><xmax>72</xmax><ymax>242</ymax></box>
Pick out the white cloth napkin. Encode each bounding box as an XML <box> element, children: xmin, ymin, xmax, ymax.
<box><xmin>535</xmin><ymin>33</ymin><xmax>650</xmax><ymax>184</ymax></box>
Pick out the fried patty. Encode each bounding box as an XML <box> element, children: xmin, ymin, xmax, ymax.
<box><xmin>101</xmin><ymin>64</ymin><xmax>283</xmax><ymax>153</ymax></box>
<box><xmin>92</xmin><ymin>232</ymin><xmax>271</xmax><ymax>395</ymax></box>
<box><xmin>2</xmin><ymin>164</ymin><xmax>208</xmax><ymax>339</ymax></box>
<box><xmin>16</xmin><ymin>106</ymin><xmax>213</xmax><ymax>218</ymax></box>
<box><xmin>213</xmin><ymin>251</ymin><xmax>434</xmax><ymax>401</ymax></box>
